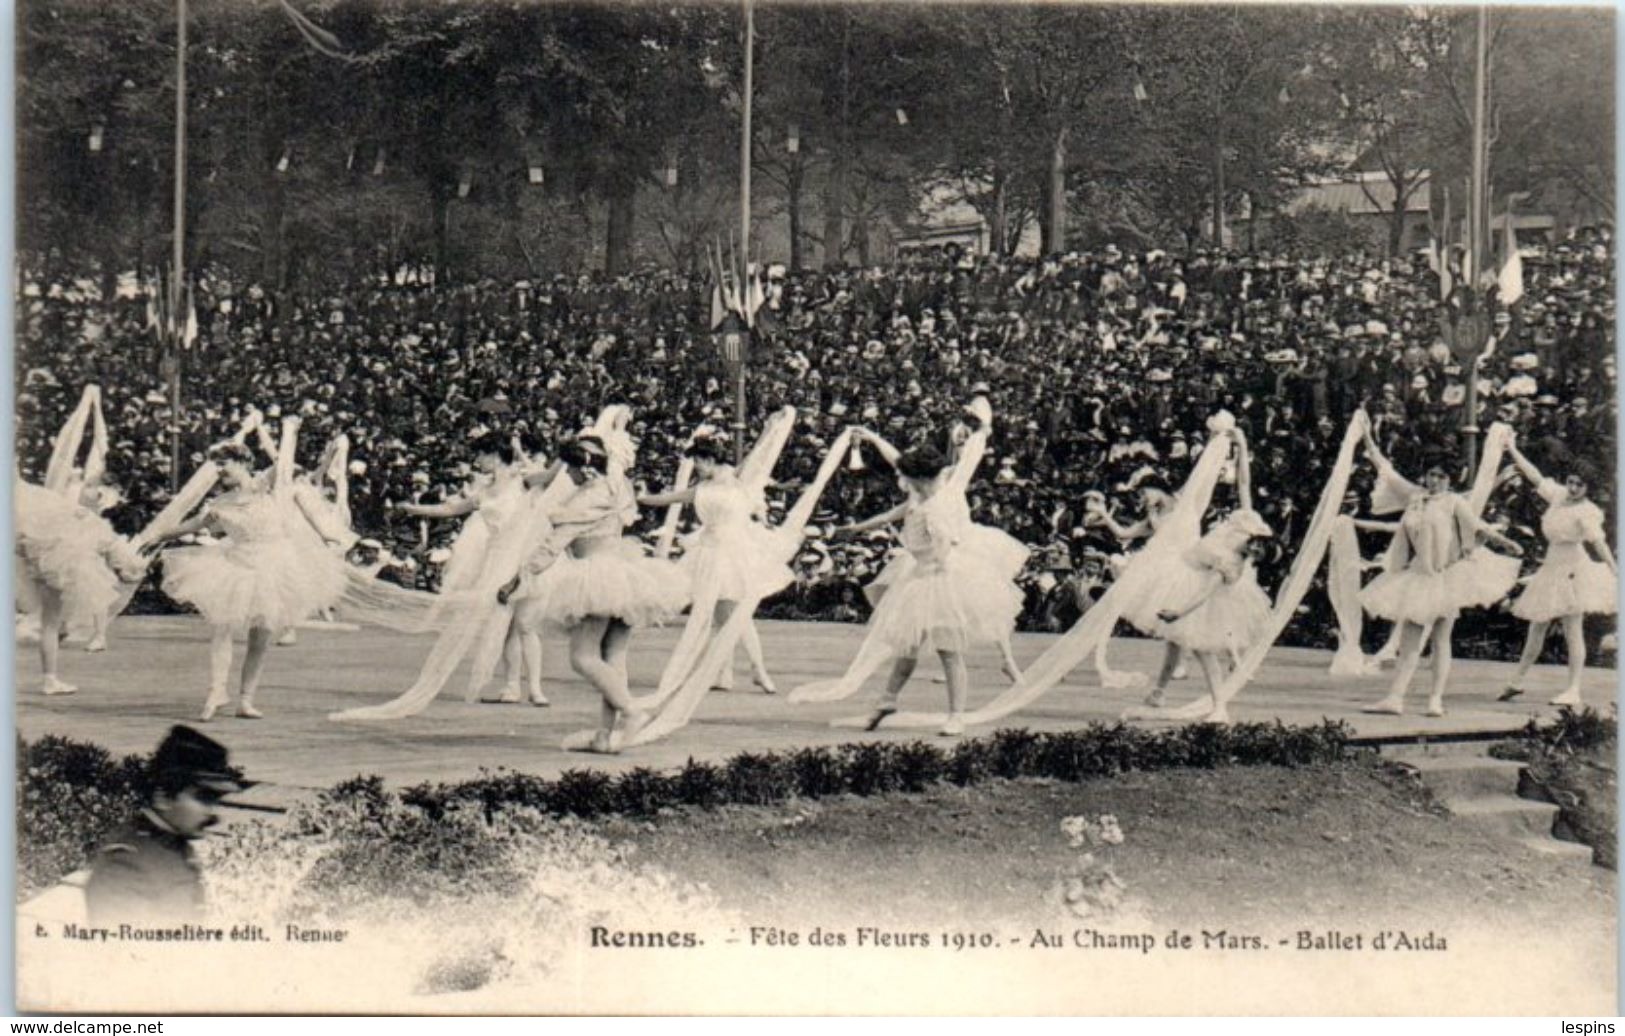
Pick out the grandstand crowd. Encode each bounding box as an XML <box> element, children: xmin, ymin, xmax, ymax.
<box><xmin>16</xmin><ymin>235</ymin><xmax>1617</xmax><ymax>656</ymax></box>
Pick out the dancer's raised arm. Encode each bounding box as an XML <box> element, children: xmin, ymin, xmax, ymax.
<box><xmin>1505</xmin><ymin>437</ymin><xmax>1546</xmax><ymax>487</ymax></box>
<box><xmin>393</xmin><ymin>496</ymin><xmax>479</xmax><ymax>520</ymax></box>
<box><xmin>850</xmin><ymin>427</ymin><xmax>902</xmax><ymax>468</ymax></box>
<box><xmin>639</xmin><ymin>485</ymin><xmax>698</xmax><ymax>509</ymax></box>
<box><xmin>522</xmin><ymin>459</ymin><xmax>568</xmax><ymax>491</ymax></box>
<box><xmin>1231</xmin><ymin>428</ymin><xmax>1253</xmax><ymax>511</ymax></box>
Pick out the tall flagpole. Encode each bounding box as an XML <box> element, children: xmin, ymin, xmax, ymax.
<box><xmin>1464</xmin><ymin>4</ymin><xmax>1488</xmax><ymax>476</ymax></box>
<box><xmin>733</xmin><ymin>0</ymin><xmax>753</xmax><ymax>467</ymax></box>
<box><xmin>169</xmin><ymin>0</ymin><xmax>188</xmax><ymax>493</ymax></box>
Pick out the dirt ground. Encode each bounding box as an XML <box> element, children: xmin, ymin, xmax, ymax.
<box><xmin>599</xmin><ymin>757</ymin><xmax>1616</xmax><ymax>954</ymax></box>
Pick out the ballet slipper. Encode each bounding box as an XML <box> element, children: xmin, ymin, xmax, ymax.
<box><xmin>1496</xmin><ymin>686</ymin><xmax>1525</xmax><ymax>702</ymax></box>
<box><xmin>493</xmin><ymin>684</ymin><xmax>523</xmax><ymax>705</ymax></box>
<box><xmin>1202</xmin><ymin>706</ymin><xmax>1232</xmax><ymax>724</ymax></box>
<box><xmin>1361</xmin><ymin>696</ymin><xmax>1405</xmax><ymax>716</ymax></box>
<box><xmin>931</xmin><ymin>673</ymin><xmax>948</xmax><ymax>685</ymax></box>
<box><xmin>754</xmin><ymin>673</ymin><xmax>778</xmax><ymax>695</ymax></box>
<box><xmin>1550</xmin><ymin>689</ymin><xmax>1584</xmax><ymax>707</ymax></box>
<box><xmin>865</xmin><ymin>706</ymin><xmax>897</xmax><ymax>731</ymax></box>
<box><xmin>41</xmin><ymin>676</ymin><xmax>78</xmax><ymax>697</ymax></box>
<box><xmin>1171</xmin><ymin>663</ymin><xmax>1189</xmax><ymax>680</ymax></box>
<box><xmin>85</xmin><ymin>635</ymin><xmax>107</xmax><ymax>653</ymax></box>
<box><xmin>237</xmin><ymin>700</ymin><xmax>264</xmax><ymax>720</ymax></box>
<box><xmin>200</xmin><ymin>688</ymin><xmax>230</xmax><ymax>722</ymax></box>
<box><xmin>276</xmin><ymin>629</ymin><xmax>298</xmax><ymax>647</ymax></box>
<box><xmin>585</xmin><ymin>731</ymin><xmax>619</xmax><ymax>755</ymax></box>
<box><xmin>1142</xmin><ymin>687</ymin><xmax>1167</xmax><ymax>708</ymax></box>
<box><xmin>1002</xmin><ymin>664</ymin><xmax>1024</xmax><ymax>685</ymax></box>
<box><xmin>618</xmin><ymin>708</ymin><xmax>654</xmax><ymax>745</ymax></box>
<box><xmin>529</xmin><ymin>689</ymin><xmax>551</xmax><ymax>707</ymax></box>
<box><xmin>1424</xmin><ymin>698</ymin><xmax>1445</xmax><ymax>718</ymax></box>
<box><xmin>939</xmin><ymin>715</ymin><xmax>966</xmax><ymax>737</ymax></box>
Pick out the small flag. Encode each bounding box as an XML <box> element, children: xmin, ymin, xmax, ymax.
<box><xmin>88</xmin><ymin>125</ymin><xmax>104</xmax><ymax>153</ymax></box>
<box><xmin>182</xmin><ymin>284</ymin><xmax>199</xmax><ymax>350</ymax></box>
<box><xmin>1498</xmin><ymin>209</ymin><xmax>1524</xmax><ymax>306</ymax></box>
<box><xmin>786</xmin><ymin>122</ymin><xmax>799</xmax><ymax>154</ymax></box>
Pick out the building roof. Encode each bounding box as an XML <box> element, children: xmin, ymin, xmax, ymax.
<box><xmin>1286</xmin><ymin>175</ymin><xmax>1432</xmax><ymax>217</ymax></box>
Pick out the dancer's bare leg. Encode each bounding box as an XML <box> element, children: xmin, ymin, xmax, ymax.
<box><xmin>86</xmin><ymin>609</ymin><xmax>109</xmax><ymax>652</ymax></box>
<box><xmin>570</xmin><ymin>617</ymin><xmax>644</xmax><ymax>752</ymax></box>
<box><xmin>939</xmin><ymin>648</ymin><xmax>968</xmax><ymax>736</ymax></box>
<box><xmin>1552</xmin><ymin>614</ymin><xmax>1587</xmax><ymax>706</ymax></box>
<box><xmin>1145</xmin><ymin>642</ymin><xmax>1183</xmax><ymax>707</ymax></box>
<box><xmin>522</xmin><ymin>628</ymin><xmax>547</xmax><ymax>705</ymax></box>
<box><xmin>202</xmin><ymin>626</ymin><xmax>235</xmax><ymax>721</ymax></box>
<box><xmin>38</xmin><ymin>586</ymin><xmax>74</xmax><ymax>695</ymax></box>
<box><xmin>497</xmin><ymin>623</ymin><xmax>525</xmax><ymax>703</ymax></box>
<box><xmin>237</xmin><ymin>626</ymin><xmax>273</xmax><ymax>718</ymax></box>
<box><xmin>710</xmin><ymin>601</ymin><xmax>736</xmax><ymax>690</ymax></box>
<box><xmin>1196</xmin><ymin>651</ymin><xmax>1229</xmax><ymax>722</ymax></box>
<box><xmin>740</xmin><ymin>620</ymin><xmax>776</xmax><ymax>693</ymax></box>
<box><xmin>1364</xmin><ymin>620</ymin><xmax>1425</xmax><ymax>714</ymax></box>
<box><xmin>1501</xmin><ymin>620</ymin><xmax>1550</xmax><ymax>701</ymax></box>
<box><xmin>868</xmin><ymin>654</ymin><xmax>916</xmax><ymax>729</ymax></box>
<box><xmin>1425</xmin><ymin>616</ymin><xmax>1456</xmax><ymax>716</ymax></box>
<box><xmin>998</xmin><ymin>636</ymin><xmax>1023</xmax><ymax>684</ymax></box>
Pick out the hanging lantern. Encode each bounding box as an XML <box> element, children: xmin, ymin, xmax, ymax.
<box><xmin>88</xmin><ymin>124</ymin><xmax>104</xmax><ymax>153</ymax></box>
<box><xmin>786</xmin><ymin>122</ymin><xmax>800</xmax><ymax>154</ymax></box>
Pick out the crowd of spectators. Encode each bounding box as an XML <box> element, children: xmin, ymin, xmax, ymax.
<box><xmin>16</xmin><ymin>232</ymin><xmax>1617</xmax><ymax>658</ymax></box>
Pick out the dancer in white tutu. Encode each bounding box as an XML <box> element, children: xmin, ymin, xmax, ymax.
<box><xmin>827</xmin><ymin>443</ymin><xmax>1023</xmax><ymax>737</ymax></box>
<box><xmin>1146</xmin><ymin>427</ymin><xmax>1273</xmax><ymax>723</ymax></box>
<box><xmin>391</xmin><ymin>433</ymin><xmax>547</xmax><ymax>705</ymax></box>
<box><xmin>849</xmin><ymin>392</ymin><xmax>1027</xmax><ymax>684</ymax></box>
<box><xmin>15</xmin><ymin>479</ymin><xmax>146</xmax><ymax>696</ymax></box>
<box><xmin>1086</xmin><ymin>469</ymin><xmax>1193</xmax><ymax>701</ymax></box>
<box><xmin>638</xmin><ymin>436</ymin><xmax>792</xmax><ymax>694</ymax></box>
<box><xmin>1357</xmin><ymin>426</ymin><xmax>1523</xmax><ymax>717</ymax></box>
<box><xmin>148</xmin><ymin>440</ymin><xmax>351</xmax><ymax>721</ymax></box>
<box><xmin>505</xmin><ymin>423</ymin><xmax>685</xmax><ymax>753</ymax></box>
<box><xmin>1497</xmin><ymin>437</ymin><xmax>1616</xmax><ymax>707</ymax></box>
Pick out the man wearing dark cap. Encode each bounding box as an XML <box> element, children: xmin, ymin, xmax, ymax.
<box><xmin>84</xmin><ymin>725</ymin><xmax>247</xmax><ymax>926</ymax></box>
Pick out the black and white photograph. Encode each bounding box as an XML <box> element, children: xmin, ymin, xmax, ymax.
<box><xmin>10</xmin><ymin>0</ymin><xmax>1619</xmax><ymax>1015</ymax></box>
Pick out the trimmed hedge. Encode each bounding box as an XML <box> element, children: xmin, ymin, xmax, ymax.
<box><xmin>21</xmin><ymin>720</ymin><xmax>1352</xmax><ymax>899</ymax></box>
<box><xmin>394</xmin><ymin>720</ymin><xmax>1354</xmax><ymax>821</ymax></box>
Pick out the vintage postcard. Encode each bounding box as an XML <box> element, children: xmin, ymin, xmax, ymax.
<box><xmin>13</xmin><ymin>0</ymin><xmax>1617</xmax><ymax>1015</ymax></box>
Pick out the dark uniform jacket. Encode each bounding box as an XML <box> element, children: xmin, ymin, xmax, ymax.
<box><xmin>84</xmin><ymin>810</ymin><xmax>205</xmax><ymax>926</ymax></box>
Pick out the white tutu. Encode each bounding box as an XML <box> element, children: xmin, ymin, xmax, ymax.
<box><xmin>1115</xmin><ymin>549</ymin><xmax>1215</xmax><ymax>635</ymax></box>
<box><xmin>1361</xmin><ymin>549</ymin><xmax>1520</xmax><ymax>626</ymax></box>
<box><xmin>1511</xmin><ymin>543</ymin><xmax>1618</xmax><ymax>621</ymax></box>
<box><xmin>862</xmin><ymin>551</ymin><xmax>914</xmax><ymax>608</ymax></box>
<box><xmin>677</xmin><ymin>525</ymin><xmax>794</xmax><ymax>604</ymax></box>
<box><xmin>964</xmin><ymin>523</ymin><xmax>1029</xmax><ymax>581</ymax></box>
<box><xmin>15</xmin><ymin>484</ymin><xmax>140</xmax><ymax>625</ymax></box>
<box><xmin>528</xmin><ymin>537</ymin><xmax>687</xmax><ymax>628</ymax></box>
<box><xmin>864</xmin><ymin>552</ymin><xmax>1021</xmax><ymax>655</ymax></box>
<box><xmin>163</xmin><ymin>538</ymin><xmax>348</xmax><ymax>630</ymax></box>
<box><xmin>1161</xmin><ymin>568</ymin><xmax>1272</xmax><ymax>653</ymax></box>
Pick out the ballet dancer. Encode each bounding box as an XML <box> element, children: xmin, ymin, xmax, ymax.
<box><xmin>827</xmin><ymin>443</ymin><xmax>1023</xmax><ymax>737</ymax></box>
<box><xmin>1357</xmin><ymin>425</ymin><xmax>1523</xmax><ymax>718</ymax></box>
<box><xmin>1497</xmin><ymin>436</ymin><xmax>1616</xmax><ymax>707</ymax></box>
<box><xmin>148</xmin><ymin>435</ymin><xmax>351</xmax><ymax>721</ymax></box>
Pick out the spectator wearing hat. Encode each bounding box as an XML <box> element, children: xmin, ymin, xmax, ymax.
<box><xmin>85</xmin><ymin>725</ymin><xmax>248</xmax><ymax>925</ymax></box>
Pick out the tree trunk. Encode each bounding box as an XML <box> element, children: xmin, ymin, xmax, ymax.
<box><xmin>432</xmin><ymin>190</ymin><xmax>452</xmax><ymax>284</ymax></box>
<box><xmin>990</xmin><ymin>167</ymin><xmax>1008</xmax><ymax>256</ymax></box>
<box><xmin>1246</xmin><ymin>191</ymin><xmax>1258</xmax><ymax>252</ymax></box>
<box><xmin>788</xmin><ymin>158</ymin><xmax>804</xmax><ymax>271</ymax></box>
<box><xmin>1211</xmin><ymin>116</ymin><xmax>1226</xmax><ymax>248</ymax></box>
<box><xmin>262</xmin><ymin>172</ymin><xmax>286</xmax><ymax>289</ymax></box>
<box><xmin>1046</xmin><ymin>127</ymin><xmax>1067</xmax><ymax>255</ymax></box>
<box><xmin>824</xmin><ymin>10</ymin><xmax>851</xmax><ymax>269</ymax></box>
<box><xmin>1389</xmin><ymin>188</ymin><xmax>1407</xmax><ymax>257</ymax></box>
<box><xmin>605</xmin><ymin>178</ymin><xmax>636</xmax><ymax>275</ymax></box>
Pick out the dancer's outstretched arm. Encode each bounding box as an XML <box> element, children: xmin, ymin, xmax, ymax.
<box><xmin>1454</xmin><ymin>498</ymin><xmax>1523</xmax><ymax>555</ymax></box>
<box><xmin>145</xmin><ymin>510</ymin><xmax>217</xmax><ymax>548</ymax></box>
<box><xmin>522</xmin><ymin>460</ymin><xmax>568</xmax><ymax>491</ymax></box>
<box><xmin>293</xmin><ymin>487</ymin><xmax>356</xmax><ymax>548</ymax></box>
<box><xmin>1093</xmin><ymin>508</ymin><xmax>1151</xmax><ymax>542</ymax></box>
<box><xmin>393</xmin><ymin>497</ymin><xmax>478</xmax><ymax>520</ymax></box>
<box><xmin>1505</xmin><ymin>438</ymin><xmax>1545</xmax><ymax>487</ymax></box>
<box><xmin>1231</xmin><ymin>428</ymin><xmax>1253</xmax><ymax>511</ymax></box>
<box><xmin>639</xmin><ymin>486</ymin><xmax>697</xmax><ymax>509</ymax></box>
<box><xmin>833</xmin><ymin>503</ymin><xmax>908</xmax><ymax>539</ymax></box>
<box><xmin>1350</xmin><ymin>518</ymin><xmax>1402</xmax><ymax>534</ymax></box>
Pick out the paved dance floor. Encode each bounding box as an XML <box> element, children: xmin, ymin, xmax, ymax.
<box><xmin>15</xmin><ymin>616</ymin><xmax>1617</xmax><ymax>793</ymax></box>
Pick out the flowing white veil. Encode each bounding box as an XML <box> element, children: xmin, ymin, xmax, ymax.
<box><xmin>827</xmin><ymin>422</ymin><xmax>1236</xmax><ymax>729</ymax></box>
<box><xmin>561</xmin><ymin>426</ymin><xmax>854</xmax><ymax>751</ymax></box>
